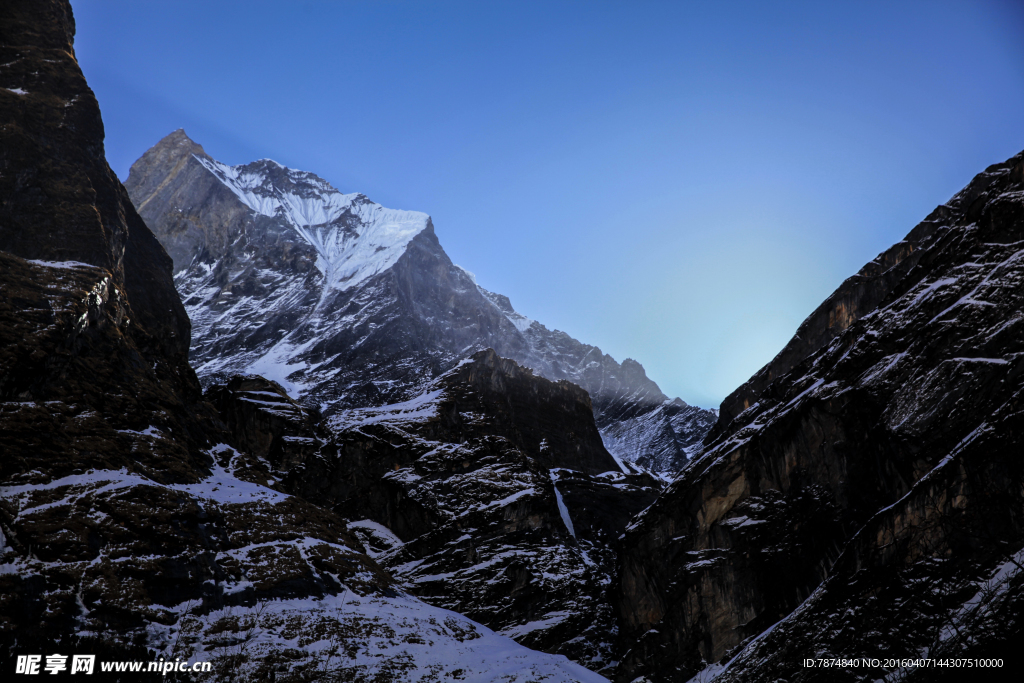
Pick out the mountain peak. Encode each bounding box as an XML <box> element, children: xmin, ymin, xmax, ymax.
<box><xmin>191</xmin><ymin>153</ymin><xmax>430</xmax><ymax>292</ymax></box>
<box><xmin>127</xmin><ymin>132</ymin><xmax>431</xmax><ymax>294</ymax></box>
<box><xmin>152</xmin><ymin>127</ymin><xmax>209</xmax><ymax>160</ymax></box>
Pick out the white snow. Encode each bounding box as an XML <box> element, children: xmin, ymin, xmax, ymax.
<box><xmin>117</xmin><ymin>425</ymin><xmax>164</xmax><ymax>439</ymax></box>
<box><xmin>27</xmin><ymin>259</ymin><xmax>94</xmax><ymax>270</ymax></box>
<box><xmin>145</xmin><ymin>591</ymin><xmax>608</xmax><ymax>683</ymax></box>
<box><xmin>329</xmin><ymin>389</ymin><xmax>443</xmax><ymax>429</ymax></box>
<box><xmin>720</xmin><ymin>515</ymin><xmax>765</xmax><ymax>529</ymax></box>
<box><xmin>904</xmin><ymin>276</ymin><xmax>958</xmax><ymax>310</ymax></box>
<box><xmin>469</xmin><ymin>487</ymin><xmax>540</xmax><ymax>516</ymax></box>
<box><xmin>550</xmin><ymin>472</ymin><xmax>577</xmax><ymax>539</ymax></box>
<box><xmin>346</xmin><ymin>519</ymin><xmax>405</xmax><ymax>559</ymax></box>
<box><xmin>511</xmin><ymin>315</ymin><xmax>536</xmax><ymax>333</ymax></box>
<box><xmin>243</xmin><ymin>338</ymin><xmax>312</xmax><ymax>397</ymax></box>
<box><xmin>194</xmin><ymin>155</ymin><xmax>429</xmax><ymax>293</ymax></box>
<box><xmin>599</xmin><ymin>428</ymin><xmax>644</xmax><ymax>475</ymax></box>
<box><xmin>0</xmin><ymin>445</ymin><xmax>288</xmax><ymax>509</ymax></box>
<box><xmin>173</xmin><ymin>447</ymin><xmax>290</xmax><ymax>505</ymax></box>
<box><xmin>500</xmin><ymin>610</ymin><xmax>574</xmax><ymax>639</ymax></box>
<box><xmin>455</xmin><ymin>264</ymin><xmax>478</xmax><ymax>283</ymax></box>
<box><xmin>928</xmin><ymin>247</ymin><xmax>1024</xmax><ymax>324</ymax></box>
<box><xmin>5</xmin><ymin>87</ymin><xmax>27</xmax><ymax>95</ymax></box>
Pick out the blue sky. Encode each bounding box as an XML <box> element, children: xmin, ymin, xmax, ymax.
<box><xmin>72</xmin><ymin>0</ymin><xmax>1024</xmax><ymax>408</ymax></box>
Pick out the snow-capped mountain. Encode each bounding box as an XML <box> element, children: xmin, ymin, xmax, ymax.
<box><xmin>125</xmin><ymin>130</ymin><xmax>716</xmax><ymax>473</ymax></box>
<box><xmin>123</xmin><ymin>129</ymin><xmax>677</xmax><ymax>674</ymax></box>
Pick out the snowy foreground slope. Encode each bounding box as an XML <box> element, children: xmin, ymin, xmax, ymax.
<box><xmin>159</xmin><ymin>592</ymin><xmax>609</xmax><ymax>683</ymax></box>
<box><xmin>1</xmin><ymin>440</ymin><xmax>607</xmax><ymax>682</ymax></box>
<box><xmin>125</xmin><ymin>130</ymin><xmax>715</xmax><ymax>473</ymax></box>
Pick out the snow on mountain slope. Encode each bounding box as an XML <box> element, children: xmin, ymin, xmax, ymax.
<box><xmin>126</xmin><ymin>130</ymin><xmax>716</xmax><ymax>473</ymax></box>
<box><xmin>148</xmin><ymin>591</ymin><xmax>610</xmax><ymax>683</ymax></box>
<box><xmin>193</xmin><ymin>155</ymin><xmax>429</xmax><ymax>294</ymax></box>
<box><xmin>0</xmin><ymin>439</ymin><xmax>609</xmax><ymax>682</ymax></box>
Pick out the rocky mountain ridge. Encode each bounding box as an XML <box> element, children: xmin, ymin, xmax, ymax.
<box><xmin>125</xmin><ymin>130</ymin><xmax>716</xmax><ymax>474</ymax></box>
<box><xmin>615</xmin><ymin>150</ymin><xmax>1024</xmax><ymax>682</ymax></box>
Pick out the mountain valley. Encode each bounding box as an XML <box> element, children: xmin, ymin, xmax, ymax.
<box><xmin>3</xmin><ymin>2</ymin><xmax>1024</xmax><ymax>682</ymax></box>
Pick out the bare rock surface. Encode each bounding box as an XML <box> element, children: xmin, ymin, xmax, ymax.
<box><xmin>616</xmin><ymin>151</ymin><xmax>1024</xmax><ymax>682</ymax></box>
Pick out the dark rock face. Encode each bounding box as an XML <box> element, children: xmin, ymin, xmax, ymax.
<box><xmin>125</xmin><ymin>130</ymin><xmax>717</xmax><ymax>473</ymax></box>
<box><xmin>0</xmin><ymin>0</ymin><xmax>212</xmax><ymax>483</ymax></box>
<box><xmin>0</xmin><ymin>1</ymin><xmax>121</xmax><ymax>275</ymax></box>
<box><xmin>206</xmin><ymin>375</ymin><xmax>326</xmax><ymax>476</ymax></box>
<box><xmin>210</xmin><ymin>350</ymin><xmax>661</xmax><ymax>673</ymax></box>
<box><xmin>616</xmin><ymin>151</ymin><xmax>1024</xmax><ymax>682</ymax></box>
<box><xmin>0</xmin><ymin>6</ymin><xmax>193</xmax><ymax>373</ymax></box>
<box><xmin>406</xmin><ymin>349</ymin><xmax>620</xmax><ymax>476</ymax></box>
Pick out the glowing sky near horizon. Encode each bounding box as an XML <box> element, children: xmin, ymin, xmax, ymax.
<box><xmin>71</xmin><ymin>0</ymin><xmax>1024</xmax><ymax>408</ymax></box>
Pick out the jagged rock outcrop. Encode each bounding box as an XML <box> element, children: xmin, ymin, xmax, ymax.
<box><xmin>616</xmin><ymin>151</ymin><xmax>1024</xmax><ymax>682</ymax></box>
<box><xmin>210</xmin><ymin>350</ymin><xmax>662</xmax><ymax>674</ymax></box>
<box><xmin>206</xmin><ymin>375</ymin><xmax>327</xmax><ymax>476</ymax></box>
<box><xmin>712</xmin><ymin>220</ymin><xmax>927</xmax><ymax>436</ymax></box>
<box><xmin>0</xmin><ymin>4</ymin><xmax>616</xmax><ymax>680</ymax></box>
<box><xmin>125</xmin><ymin>130</ymin><xmax>716</xmax><ymax>473</ymax></box>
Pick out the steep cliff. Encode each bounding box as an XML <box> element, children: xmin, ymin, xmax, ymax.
<box><xmin>0</xmin><ymin>0</ymin><xmax>375</xmax><ymax>657</ymax></box>
<box><xmin>125</xmin><ymin>131</ymin><xmax>716</xmax><ymax>473</ymax></box>
<box><xmin>616</xmin><ymin>150</ymin><xmax>1024</xmax><ymax>682</ymax></box>
<box><xmin>712</xmin><ymin>231</ymin><xmax>925</xmax><ymax>436</ymax></box>
<box><xmin>0</xmin><ymin>0</ymin><xmax>212</xmax><ymax>483</ymax></box>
